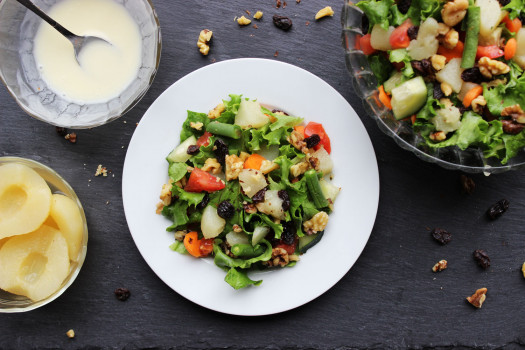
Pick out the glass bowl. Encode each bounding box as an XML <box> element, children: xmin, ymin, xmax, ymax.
<box><xmin>0</xmin><ymin>157</ymin><xmax>88</xmax><ymax>313</ymax></box>
<box><xmin>0</xmin><ymin>0</ymin><xmax>161</xmax><ymax>129</ymax></box>
<box><xmin>341</xmin><ymin>1</ymin><xmax>525</xmax><ymax>174</ymax></box>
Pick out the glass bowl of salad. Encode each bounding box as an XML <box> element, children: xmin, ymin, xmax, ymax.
<box><xmin>342</xmin><ymin>0</ymin><xmax>525</xmax><ymax>173</ymax></box>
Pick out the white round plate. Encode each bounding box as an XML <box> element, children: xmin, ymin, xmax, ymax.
<box><xmin>122</xmin><ymin>58</ymin><xmax>379</xmax><ymax>316</ymax></box>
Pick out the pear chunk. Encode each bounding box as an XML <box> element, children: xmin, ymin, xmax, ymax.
<box><xmin>0</xmin><ymin>163</ymin><xmax>52</xmax><ymax>239</ymax></box>
<box><xmin>0</xmin><ymin>225</ymin><xmax>70</xmax><ymax>301</ymax></box>
<box><xmin>49</xmin><ymin>194</ymin><xmax>84</xmax><ymax>261</ymax></box>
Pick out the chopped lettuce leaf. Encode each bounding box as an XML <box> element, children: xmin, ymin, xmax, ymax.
<box><xmin>502</xmin><ymin>0</ymin><xmax>523</xmax><ymax>19</ymax></box>
<box><xmin>224</xmin><ymin>267</ymin><xmax>262</xmax><ymax>289</ymax></box>
<box><xmin>180</xmin><ymin>111</ymin><xmax>209</xmax><ymax>142</ymax></box>
<box><xmin>368</xmin><ymin>54</ymin><xmax>394</xmax><ymax>85</ymax></box>
<box><xmin>162</xmin><ymin>200</ymin><xmax>189</xmax><ymax>231</ymax></box>
<box><xmin>168</xmin><ymin>162</ymin><xmax>187</xmax><ymax>182</ymax></box>
<box><xmin>213</xmin><ymin>239</ymin><xmax>272</xmax><ymax>269</ymax></box>
<box><xmin>269</xmin><ymin>114</ymin><xmax>303</xmax><ymax>131</ymax></box>
<box><xmin>357</xmin><ymin>0</ymin><xmax>393</xmax><ymax>30</ymax></box>
<box><xmin>171</xmin><ymin>186</ymin><xmax>205</xmax><ymax>207</ymax></box>
<box><xmin>169</xmin><ymin>241</ymin><xmax>188</xmax><ymax>254</ymax></box>
<box><xmin>389</xmin><ymin>49</ymin><xmax>414</xmax><ymax>77</ymax></box>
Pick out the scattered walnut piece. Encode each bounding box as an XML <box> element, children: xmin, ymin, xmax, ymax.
<box><xmin>66</xmin><ymin>329</ymin><xmax>75</xmax><ymax>339</ymax></box>
<box><xmin>440</xmin><ymin>82</ymin><xmax>453</xmax><ymax>97</ymax></box>
<box><xmin>290</xmin><ymin>160</ymin><xmax>310</xmax><ymax>178</ymax></box>
<box><xmin>430</xmin><ymin>131</ymin><xmax>447</xmax><ymax>142</ymax></box>
<box><xmin>437</xmin><ymin>22</ymin><xmax>450</xmax><ymax>36</ymax></box>
<box><xmin>233</xmin><ymin>224</ymin><xmax>243</xmax><ymax>233</ymax></box>
<box><xmin>243</xmin><ymin>202</ymin><xmax>257</xmax><ymax>214</ymax></box>
<box><xmin>442</xmin><ymin>28</ymin><xmax>459</xmax><ymax>49</ymax></box>
<box><xmin>94</xmin><ymin>164</ymin><xmax>108</xmax><ymax>177</ymax></box>
<box><xmin>225</xmin><ymin>154</ymin><xmax>244</xmax><ymax>181</ymax></box>
<box><xmin>197</xmin><ymin>29</ymin><xmax>213</xmax><ymax>56</ymax></box>
<box><xmin>441</xmin><ymin>0</ymin><xmax>468</xmax><ymax>27</ymax></box>
<box><xmin>315</xmin><ymin>6</ymin><xmax>334</xmax><ymax>20</ymax></box>
<box><xmin>253</xmin><ymin>10</ymin><xmax>263</xmax><ymax>20</ymax></box>
<box><xmin>237</xmin><ymin>15</ymin><xmax>251</xmax><ymax>26</ymax></box>
<box><xmin>432</xmin><ymin>259</ymin><xmax>448</xmax><ymax>272</ymax></box>
<box><xmin>288</xmin><ymin>130</ymin><xmax>306</xmax><ymax>151</ymax></box>
<box><xmin>64</xmin><ymin>132</ymin><xmax>77</xmax><ymax>143</ymax></box>
<box><xmin>522</xmin><ymin>262</ymin><xmax>525</xmax><ymax>278</ymax></box>
<box><xmin>264</xmin><ymin>247</ymin><xmax>289</xmax><ymax>267</ymax></box>
<box><xmin>501</xmin><ymin>104</ymin><xmax>525</xmax><ymax>124</ymax></box>
<box><xmin>259</xmin><ymin>160</ymin><xmax>279</xmax><ymax>174</ymax></box>
<box><xmin>201</xmin><ymin>158</ymin><xmax>222</xmax><ymax>175</ymax></box>
<box><xmin>274</xmin><ymin>50</ymin><xmax>279</xmax><ymax>57</ymax></box>
<box><xmin>466</xmin><ymin>287</ymin><xmax>487</xmax><ymax>308</ymax></box>
<box><xmin>239</xmin><ymin>151</ymin><xmax>250</xmax><ymax>162</ymax></box>
<box><xmin>174</xmin><ymin>230</ymin><xmax>187</xmax><ymax>242</ymax></box>
<box><xmin>431</xmin><ymin>54</ymin><xmax>446</xmax><ymax>71</ymax></box>
<box><xmin>303</xmin><ymin>212</ymin><xmax>329</xmax><ymax>234</ymax></box>
<box><xmin>471</xmin><ymin>95</ymin><xmax>487</xmax><ymax>114</ymax></box>
<box><xmin>208</xmin><ymin>102</ymin><xmax>225</xmax><ymax>119</ymax></box>
<box><xmin>478</xmin><ymin>56</ymin><xmax>510</xmax><ymax>79</ymax></box>
<box><xmin>189</xmin><ymin>121</ymin><xmax>203</xmax><ymax>130</ymax></box>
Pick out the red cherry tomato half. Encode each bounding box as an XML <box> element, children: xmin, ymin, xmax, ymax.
<box><xmin>304</xmin><ymin>122</ymin><xmax>331</xmax><ymax>154</ymax></box>
<box><xmin>196</xmin><ymin>131</ymin><xmax>213</xmax><ymax>148</ymax></box>
<box><xmin>199</xmin><ymin>238</ymin><xmax>214</xmax><ymax>257</ymax></box>
<box><xmin>359</xmin><ymin>34</ymin><xmax>376</xmax><ymax>56</ymax></box>
<box><xmin>184</xmin><ymin>168</ymin><xmax>225</xmax><ymax>193</ymax></box>
<box><xmin>389</xmin><ymin>20</ymin><xmax>412</xmax><ymax>49</ymax></box>
<box><xmin>476</xmin><ymin>46</ymin><xmax>504</xmax><ymax>60</ymax></box>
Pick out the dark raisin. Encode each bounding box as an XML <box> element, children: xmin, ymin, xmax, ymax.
<box><xmin>217</xmin><ymin>200</ymin><xmax>235</xmax><ymax>219</ymax></box>
<box><xmin>272</xmin><ymin>109</ymin><xmax>289</xmax><ymax>116</ymax></box>
<box><xmin>461</xmin><ymin>67</ymin><xmax>484</xmax><ymax>84</ymax></box>
<box><xmin>278</xmin><ymin>190</ymin><xmax>291</xmax><ymax>211</ymax></box>
<box><xmin>55</xmin><ymin>126</ymin><xmax>68</xmax><ymax>136</ymax></box>
<box><xmin>411</xmin><ymin>59</ymin><xmax>433</xmax><ymax>77</ymax></box>
<box><xmin>460</xmin><ymin>175</ymin><xmax>475</xmax><ymax>194</ymax></box>
<box><xmin>520</xmin><ymin>13</ymin><xmax>525</xmax><ymax>24</ymax></box>
<box><xmin>396</xmin><ymin>0</ymin><xmax>412</xmax><ymax>14</ymax></box>
<box><xmin>407</xmin><ymin>26</ymin><xmax>419</xmax><ymax>40</ymax></box>
<box><xmin>187</xmin><ymin>145</ymin><xmax>199</xmax><ymax>155</ymax></box>
<box><xmin>482</xmin><ymin>106</ymin><xmax>497</xmax><ymax>121</ymax></box>
<box><xmin>281</xmin><ymin>221</ymin><xmax>296</xmax><ymax>245</ymax></box>
<box><xmin>305</xmin><ymin>134</ymin><xmax>321</xmax><ymax>148</ymax></box>
<box><xmin>473</xmin><ymin>249</ymin><xmax>491</xmax><ymax>269</ymax></box>
<box><xmin>197</xmin><ymin>193</ymin><xmax>210</xmax><ymax>210</ymax></box>
<box><xmin>252</xmin><ymin>188</ymin><xmax>267</xmax><ymax>203</ymax></box>
<box><xmin>361</xmin><ymin>13</ymin><xmax>370</xmax><ymax>34</ymax></box>
<box><xmin>114</xmin><ymin>288</ymin><xmax>130</xmax><ymax>301</ymax></box>
<box><xmin>214</xmin><ymin>138</ymin><xmax>229</xmax><ymax>165</ymax></box>
<box><xmin>433</xmin><ymin>83</ymin><xmax>444</xmax><ymax>100</ymax></box>
<box><xmin>497</xmin><ymin>0</ymin><xmax>511</xmax><ymax>6</ymax></box>
<box><xmin>273</xmin><ymin>15</ymin><xmax>293</xmax><ymax>31</ymax></box>
<box><xmin>486</xmin><ymin>199</ymin><xmax>510</xmax><ymax>220</ymax></box>
<box><xmin>458</xmin><ymin>106</ymin><xmax>469</xmax><ymax>115</ymax></box>
<box><xmin>502</xmin><ymin>120</ymin><xmax>525</xmax><ymax>135</ymax></box>
<box><xmin>431</xmin><ymin>228</ymin><xmax>452</xmax><ymax>245</ymax></box>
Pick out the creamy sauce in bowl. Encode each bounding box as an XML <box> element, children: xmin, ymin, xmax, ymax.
<box><xmin>33</xmin><ymin>0</ymin><xmax>142</xmax><ymax>104</ymax></box>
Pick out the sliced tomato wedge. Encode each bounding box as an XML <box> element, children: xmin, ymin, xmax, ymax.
<box><xmin>274</xmin><ymin>242</ymin><xmax>296</xmax><ymax>255</ymax></box>
<box><xmin>304</xmin><ymin>121</ymin><xmax>331</xmax><ymax>154</ymax></box>
<box><xmin>359</xmin><ymin>34</ymin><xmax>376</xmax><ymax>55</ymax></box>
<box><xmin>184</xmin><ymin>168</ymin><xmax>225</xmax><ymax>193</ymax></box>
<box><xmin>389</xmin><ymin>19</ymin><xmax>412</xmax><ymax>49</ymax></box>
<box><xmin>199</xmin><ymin>238</ymin><xmax>214</xmax><ymax>256</ymax></box>
<box><xmin>196</xmin><ymin>131</ymin><xmax>213</xmax><ymax>147</ymax></box>
<box><xmin>476</xmin><ymin>45</ymin><xmax>504</xmax><ymax>60</ymax></box>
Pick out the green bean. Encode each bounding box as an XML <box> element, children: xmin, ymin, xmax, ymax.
<box><xmin>231</xmin><ymin>244</ymin><xmax>265</xmax><ymax>258</ymax></box>
<box><xmin>461</xmin><ymin>6</ymin><xmax>480</xmax><ymax>69</ymax></box>
<box><xmin>206</xmin><ymin>121</ymin><xmax>242</xmax><ymax>139</ymax></box>
<box><xmin>305</xmin><ymin>169</ymin><xmax>329</xmax><ymax>209</ymax></box>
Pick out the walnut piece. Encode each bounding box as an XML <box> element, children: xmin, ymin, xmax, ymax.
<box><xmin>290</xmin><ymin>160</ymin><xmax>310</xmax><ymax>178</ymax></box>
<box><xmin>442</xmin><ymin>28</ymin><xmax>459</xmax><ymax>49</ymax></box>
<box><xmin>437</xmin><ymin>22</ymin><xmax>451</xmax><ymax>36</ymax></box>
<box><xmin>501</xmin><ymin>104</ymin><xmax>525</xmax><ymax>124</ymax></box>
<box><xmin>66</xmin><ymin>329</ymin><xmax>75</xmax><ymax>339</ymax></box>
<box><xmin>201</xmin><ymin>157</ymin><xmax>222</xmax><ymax>174</ymax></box>
<box><xmin>522</xmin><ymin>262</ymin><xmax>525</xmax><ymax>278</ymax></box>
<box><xmin>197</xmin><ymin>29</ymin><xmax>213</xmax><ymax>55</ymax></box>
<box><xmin>237</xmin><ymin>15</ymin><xmax>252</xmax><ymax>26</ymax></box>
<box><xmin>288</xmin><ymin>130</ymin><xmax>306</xmax><ymax>151</ymax></box>
<box><xmin>466</xmin><ymin>287</ymin><xmax>487</xmax><ymax>308</ymax></box>
<box><xmin>315</xmin><ymin>6</ymin><xmax>334</xmax><ymax>20</ymax></box>
<box><xmin>208</xmin><ymin>102</ymin><xmax>225</xmax><ymax>119</ymax></box>
<box><xmin>260</xmin><ymin>160</ymin><xmax>279</xmax><ymax>174</ymax></box>
<box><xmin>471</xmin><ymin>95</ymin><xmax>487</xmax><ymax>114</ymax></box>
<box><xmin>441</xmin><ymin>0</ymin><xmax>468</xmax><ymax>27</ymax></box>
<box><xmin>95</xmin><ymin>164</ymin><xmax>108</xmax><ymax>177</ymax></box>
<box><xmin>432</xmin><ymin>259</ymin><xmax>448</xmax><ymax>272</ymax></box>
<box><xmin>478</xmin><ymin>56</ymin><xmax>510</xmax><ymax>79</ymax></box>
<box><xmin>253</xmin><ymin>10</ymin><xmax>263</xmax><ymax>19</ymax></box>
<box><xmin>440</xmin><ymin>82</ymin><xmax>453</xmax><ymax>96</ymax></box>
<box><xmin>303</xmin><ymin>212</ymin><xmax>329</xmax><ymax>234</ymax></box>
<box><xmin>159</xmin><ymin>180</ymin><xmax>174</xmax><ymax>206</ymax></box>
<box><xmin>430</xmin><ymin>131</ymin><xmax>447</xmax><ymax>142</ymax></box>
<box><xmin>431</xmin><ymin>54</ymin><xmax>446</xmax><ymax>71</ymax></box>
<box><xmin>233</xmin><ymin>224</ymin><xmax>243</xmax><ymax>233</ymax></box>
<box><xmin>264</xmin><ymin>247</ymin><xmax>289</xmax><ymax>267</ymax></box>
<box><xmin>243</xmin><ymin>202</ymin><xmax>258</xmax><ymax>214</ymax></box>
<box><xmin>239</xmin><ymin>151</ymin><xmax>250</xmax><ymax>162</ymax></box>
<box><xmin>189</xmin><ymin>121</ymin><xmax>203</xmax><ymax>130</ymax></box>
<box><xmin>174</xmin><ymin>230</ymin><xmax>187</xmax><ymax>242</ymax></box>
<box><xmin>225</xmin><ymin>154</ymin><xmax>244</xmax><ymax>181</ymax></box>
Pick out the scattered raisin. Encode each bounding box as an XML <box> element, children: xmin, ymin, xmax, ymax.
<box><xmin>486</xmin><ymin>199</ymin><xmax>510</xmax><ymax>220</ymax></box>
<box><xmin>458</xmin><ymin>105</ymin><xmax>469</xmax><ymax>115</ymax></box>
<box><xmin>55</xmin><ymin>126</ymin><xmax>68</xmax><ymax>137</ymax></box>
<box><xmin>497</xmin><ymin>0</ymin><xmax>511</xmax><ymax>6</ymax></box>
<box><xmin>305</xmin><ymin>134</ymin><xmax>321</xmax><ymax>148</ymax></box>
<box><xmin>114</xmin><ymin>288</ymin><xmax>130</xmax><ymax>301</ymax></box>
<box><xmin>411</xmin><ymin>59</ymin><xmax>433</xmax><ymax>77</ymax></box>
<box><xmin>252</xmin><ymin>188</ymin><xmax>267</xmax><ymax>203</ymax></box>
<box><xmin>197</xmin><ymin>193</ymin><xmax>210</xmax><ymax>210</ymax></box>
<box><xmin>361</xmin><ymin>13</ymin><xmax>369</xmax><ymax>33</ymax></box>
<box><xmin>433</xmin><ymin>83</ymin><xmax>444</xmax><ymax>100</ymax></box>
<box><xmin>407</xmin><ymin>26</ymin><xmax>419</xmax><ymax>40</ymax></box>
<box><xmin>214</xmin><ymin>138</ymin><xmax>229</xmax><ymax>165</ymax></box>
<box><xmin>281</xmin><ymin>221</ymin><xmax>296</xmax><ymax>245</ymax></box>
<box><xmin>186</xmin><ymin>145</ymin><xmax>199</xmax><ymax>155</ymax></box>
<box><xmin>273</xmin><ymin>15</ymin><xmax>293</xmax><ymax>31</ymax></box>
<box><xmin>461</xmin><ymin>67</ymin><xmax>485</xmax><ymax>84</ymax></box>
<box><xmin>431</xmin><ymin>228</ymin><xmax>452</xmax><ymax>245</ymax></box>
<box><xmin>217</xmin><ymin>200</ymin><xmax>235</xmax><ymax>219</ymax></box>
<box><xmin>502</xmin><ymin>120</ymin><xmax>525</xmax><ymax>135</ymax></box>
<box><xmin>460</xmin><ymin>175</ymin><xmax>475</xmax><ymax>194</ymax></box>
<box><xmin>473</xmin><ymin>249</ymin><xmax>490</xmax><ymax>269</ymax></box>
<box><xmin>278</xmin><ymin>190</ymin><xmax>291</xmax><ymax>211</ymax></box>
<box><xmin>396</xmin><ymin>0</ymin><xmax>412</xmax><ymax>14</ymax></box>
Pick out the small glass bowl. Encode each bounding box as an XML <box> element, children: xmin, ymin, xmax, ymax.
<box><xmin>341</xmin><ymin>1</ymin><xmax>525</xmax><ymax>174</ymax></box>
<box><xmin>0</xmin><ymin>157</ymin><xmax>88</xmax><ymax>313</ymax></box>
<box><xmin>0</xmin><ymin>0</ymin><xmax>161</xmax><ymax>129</ymax></box>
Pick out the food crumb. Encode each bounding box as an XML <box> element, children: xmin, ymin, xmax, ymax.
<box><xmin>305</xmin><ymin>21</ymin><xmax>310</xmax><ymax>26</ymax></box>
<box><xmin>197</xmin><ymin>29</ymin><xmax>213</xmax><ymax>55</ymax></box>
<box><xmin>237</xmin><ymin>15</ymin><xmax>252</xmax><ymax>26</ymax></box>
<box><xmin>276</xmin><ymin>0</ymin><xmax>281</xmax><ymax>8</ymax></box>
<box><xmin>253</xmin><ymin>24</ymin><xmax>258</xmax><ymax>29</ymax></box>
<box><xmin>123</xmin><ymin>120</ymin><xmax>127</xmax><ymax>124</ymax></box>
<box><xmin>432</xmin><ymin>259</ymin><xmax>448</xmax><ymax>272</ymax></box>
<box><xmin>283</xmin><ymin>1</ymin><xmax>287</xmax><ymax>8</ymax></box>
<box><xmin>64</xmin><ymin>132</ymin><xmax>77</xmax><ymax>143</ymax></box>
<box><xmin>253</xmin><ymin>10</ymin><xmax>263</xmax><ymax>19</ymax></box>
<box><xmin>522</xmin><ymin>262</ymin><xmax>525</xmax><ymax>278</ymax></box>
<box><xmin>274</xmin><ymin>51</ymin><xmax>279</xmax><ymax>57</ymax></box>
<box><xmin>315</xmin><ymin>6</ymin><xmax>334</xmax><ymax>20</ymax></box>
<box><xmin>66</xmin><ymin>329</ymin><xmax>75</xmax><ymax>338</ymax></box>
<box><xmin>460</xmin><ymin>174</ymin><xmax>475</xmax><ymax>194</ymax></box>
<box><xmin>466</xmin><ymin>287</ymin><xmax>487</xmax><ymax>308</ymax></box>
<box><xmin>296</xmin><ymin>0</ymin><xmax>301</xmax><ymax>3</ymax></box>
<box><xmin>95</xmin><ymin>164</ymin><xmax>108</xmax><ymax>177</ymax></box>
<box><xmin>245</xmin><ymin>9</ymin><xmax>251</xmax><ymax>16</ymax></box>
<box><xmin>114</xmin><ymin>288</ymin><xmax>130</xmax><ymax>301</ymax></box>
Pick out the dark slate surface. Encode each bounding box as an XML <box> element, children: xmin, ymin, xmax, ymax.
<box><xmin>1</xmin><ymin>0</ymin><xmax>525</xmax><ymax>349</ymax></box>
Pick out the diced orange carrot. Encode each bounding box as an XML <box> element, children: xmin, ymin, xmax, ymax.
<box><xmin>243</xmin><ymin>154</ymin><xmax>266</xmax><ymax>170</ymax></box>
<box><xmin>378</xmin><ymin>85</ymin><xmax>392</xmax><ymax>110</ymax></box>
<box><xmin>294</xmin><ymin>125</ymin><xmax>305</xmax><ymax>137</ymax></box>
<box><xmin>410</xmin><ymin>114</ymin><xmax>417</xmax><ymax>124</ymax></box>
<box><xmin>184</xmin><ymin>232</ymin><xmax>202</xmax><ymax>258</ymax></box>
<box><xmin>437</xmin><ymin>41</ymin><xmax>464</xmax><ymax>62</ymax></box>
<box><xmin>505</xmin><ymin>38</ymin><xmax>517</xmax><ymax>60</ymax></box>
<box><xmin>462</xmin><ymin>86</ymin><xmax>484</xmax><ymax>108</ymax></box>
<box><xmin>502</xmin><ymin>15</ymin><xmax>522</xmax><ymax>33</ymax></box>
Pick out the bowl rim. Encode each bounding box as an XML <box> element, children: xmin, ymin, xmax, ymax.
<box><xmin>0</xmin><ymin>156</ymin><xmax>88</xmax><ymax>313</ymax></box>
<box><xmin>0</xmin><ymin>0</ymin><xmax>162</xmax><ymax>129</ymax></box>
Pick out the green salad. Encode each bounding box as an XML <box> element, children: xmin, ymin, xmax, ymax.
<box><xmin>156</xmin><ymin>95</ymin><xmax>340</xmax><ymax>289</ymax></box>
<box><xmin>356</xmin><ymin>0</ymin><xmax>525</xmax><ymax>164</ymax></box>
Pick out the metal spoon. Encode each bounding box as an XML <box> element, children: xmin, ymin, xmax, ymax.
<box><xmin>15</xmin><ymin>0</ymin><xmax>111</xmax><ymax>64</ymax></box>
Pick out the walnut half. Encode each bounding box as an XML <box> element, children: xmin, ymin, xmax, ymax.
<box><xmin>197</xmin><ymin>29</ymin><xmax>213</xmax><ymax>56</ymax></box>
<box><xmin>466</xmin><ymin>287</ymin><xmax>487</xmax><ymax>308</ymax></box>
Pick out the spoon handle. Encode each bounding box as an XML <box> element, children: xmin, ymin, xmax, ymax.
<box><xmin>14</xmin><ymin>0</ymin><xmax>77</xmax><ymax>39</ymax></box>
